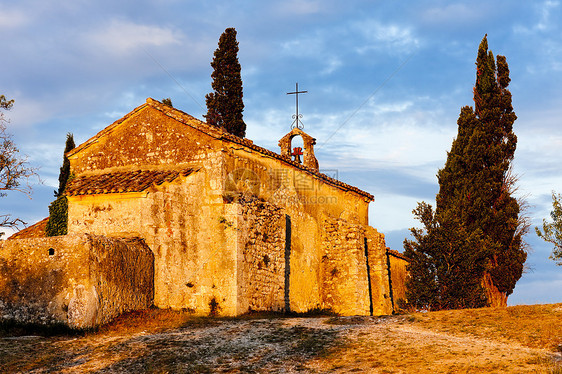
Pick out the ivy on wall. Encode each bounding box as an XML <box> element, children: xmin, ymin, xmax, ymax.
<box><xmin>46</xmin><ymin>196</ymin><xmax>68</xmax><ymax>237</ymax></box>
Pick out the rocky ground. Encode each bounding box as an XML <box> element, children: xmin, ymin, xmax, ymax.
<box><xmin>1</xmin><ymin>305</ymin><xmax>561</xmax><ymax>373</ymax></box>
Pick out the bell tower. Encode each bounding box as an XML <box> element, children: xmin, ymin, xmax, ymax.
<box><xmin>278</xmin><ymin>128</ymin><xmax>319</xmax><ymax>170</ymax></box>
<box><xmin>279</xmin><ymin>83</ymin><xmax>319</xmax><ymax>170</ymax></box>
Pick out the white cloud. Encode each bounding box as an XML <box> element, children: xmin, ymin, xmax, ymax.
<box><xmin>420</xmin><ymin>3</ymin><xmax>484</xmax><ymax>26</ymax></box>
<box><xmin>509</xmin><ymin>276</ymin><xmax>562</xmax><ymax>305</ymax></box>
<box><xmin>0</xmin><ymin>8</ymin><xmax>29</xmax><ymax>29</ymax></box>
<box><xmin>280</xmin><ymin>33</ymin><xmax>324</xmax><ymax>57</ymax></box>
<box><xmin>536</xmin><ymin>0</ymin><xmax>559</xmax><ymax>31</ymax></box>
<box><xmin>85</xmin><ymin>20</ymin><xmax>183</xmax><ymax>56</ymax></box>
<box><xmin>320</xmin><ymin>57</ymin><xmax>343</xmax><ymax>75</ymax></box>
<box><xmin>370</xmin><ymin>194</ymin><xmax>429</xmax><ymax>232</ymax></box>
<box><xmin>8</xmin><ymin>98</ymin><xmax>59</xmax><ymax>129</ymax></box>
<box><xmin>514</xmin><ymin>0</ymin><xmax>560</xmax><ymax>34</ymax></box>
<box><xmin>312</xmin><ymin>102</ymin><xmax>455</xmax><ymax>172</ymax></box>
<box><xmin>273</xmin><ymin>0</ymin><xmax>324</xmax><ymax>16</ymax></box>
<box><xmin>352</xmin><ymin>21</ymin><xmax>420</xmax><ymax>55</ymax></box>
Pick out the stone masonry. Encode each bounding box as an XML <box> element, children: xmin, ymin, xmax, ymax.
<box><xmin>0</xmin><ymin>234</ymin><xmax>153</xmax><ymax>328</ymax></box>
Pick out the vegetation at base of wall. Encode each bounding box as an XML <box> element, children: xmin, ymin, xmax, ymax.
<box><xmin>208</xmin><ymin>297</ymin><xmax>221</xmax><ymax>317</ymax></box>
<box><xmin>0</xmin><ymin>319</ymin><xmax>86</xmax><ymax>337</ymax></box>
<box><xmin>404</xmin><ymin>35</ymin><xmax>528</xmax><ymax>310</ymax></box>
<box><xmin>46</xmin><ymin>196</ymin><xmax>68</xmax><ymax>236</ymax></box>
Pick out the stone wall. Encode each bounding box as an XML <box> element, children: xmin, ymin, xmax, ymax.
<box><xmin>88</xmin><ymin>235</ymin><xmax>154</xmax><ymax>326</ymax></box>
<box><xmin>236</xmin><ymin>197</ymin><xmax>286</xmax><ymax>313</ymax></box>
<box><xmin>68</xmin><ymin>166</ymin><xmax>242</xmax><ymax>316</ymax></box>
<box><xmin>0</xmin><ymin>234</ymin><xmax>153</xmax><ymax>328</ymax></box>
<box><xmin>320</xmin><ymin>217</ymin><xmax>372</xmax><ymax>315</ymax></box>
<box><xmin>365</xmin><ymin>227</ymin><xmax>393</xmax><ymax>315</ymax></box>
<box><xmin>223</xmin><ymin>145</ymin><xmax>371</xmax><ymax>314</ymax></box>
<box><xmin>387</xmin><ymin>250</ymin><xmax>409</xmax><ymax>309</ymax></box>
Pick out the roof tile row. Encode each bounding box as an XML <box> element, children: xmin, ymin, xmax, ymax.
<box><xmin>65</xmin><ymin>168</ymin><xmax>196</xmax><ymax>196</ymax></box>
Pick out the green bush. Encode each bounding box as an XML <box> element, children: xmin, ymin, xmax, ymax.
<box><xmin>46</xmin><ymin>196</ymin><xmax>68</xmax><ymax>236</ymax></box>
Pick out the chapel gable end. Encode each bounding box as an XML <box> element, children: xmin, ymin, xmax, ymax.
<box><xmin>67</xmin><ymin>100</ymin><xmax>222</xmax><ymax>174</ymax></box>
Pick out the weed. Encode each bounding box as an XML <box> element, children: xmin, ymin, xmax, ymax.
<box><xmin>218</xmin><ymin>216</ymin><xmax>233</xmax><ymax>227</ymax></box>
<box><xmin>209</xmin><ymin>297</ymin><xmax>221</xmax><ymax>317</ymax></box>
<box><xmin>284</xmin><ymin>307</ymin><xmax>336</xmax><ymax>317</ymax></box>
<box><xmin>530</xmin><ymin>355</ymin><xmax>562</xmax><ymax>374</ymax></box>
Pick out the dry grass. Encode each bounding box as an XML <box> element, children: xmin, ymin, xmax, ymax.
<box><xmin>409</xmin><ymin>303</ymin><xmax>562</xmax><ymax>351</ymax></box>
<box><xmin>0</xmin><ymin>304</ymin><xmax>560</xmax><ymax>373</ymax></box>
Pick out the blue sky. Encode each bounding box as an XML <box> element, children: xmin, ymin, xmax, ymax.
<box><xmin>1</xmin><ymin>0</ymin><xmax>561</xmax><ymax>305</ymax></box>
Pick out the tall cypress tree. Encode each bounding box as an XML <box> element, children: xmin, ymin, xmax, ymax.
<box><xmin>404</xmin><ymin>35</ymin><xmax>527</xmax><ymax>310</ymax></box>
<box><xmin>47</xmin><ymin>133</ymin><xmax>75</xmax><ymax>236</ymax></box>
<box><xmin>205</xmin><ymin>27</ymin><xmax>246</xmax><ymax>138</ymax></box>
<box><xmin>56</xmin><ymin>133</ymin><xmax>75</xmax><ymax>197</ymax></box>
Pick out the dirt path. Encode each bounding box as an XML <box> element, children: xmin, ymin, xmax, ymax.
<box><xmin>308</xmin><ymin>318</ymin><xmax>558</xmax><ymax>373</ymax></box>
<box><xmin>1</xmin><ymin>316</ymin><xmax>559</xmax><ymax>373</ymax></box>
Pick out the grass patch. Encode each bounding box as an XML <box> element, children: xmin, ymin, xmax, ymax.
<box><xmin>98</xmin><ymin>306</ymin><xmax>198</xmax><ymax>334</ymax></box>
<box><xmin>324</xmin><ymin>315</ymin><xmax>400</xmax><ymax>326</ymax></box>
<box><xmin>409</xmin><ymin>303</ymin><xmax>562</xmax><ymax>351</ymax></box>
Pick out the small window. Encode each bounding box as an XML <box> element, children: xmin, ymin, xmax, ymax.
<box><xmin>48</xmin><ymin>248</ymin><xmax>55</xmax><ymax>256</ymax></box>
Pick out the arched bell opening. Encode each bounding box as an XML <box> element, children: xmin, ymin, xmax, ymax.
<box><xmin>278</xmin><ymin>128</ymin><xmax>319</xmax><ymax>171</ymax></box>
<box><xmin>290</xmin><ymin>134</ymin><xmax>304</xmax><ymax>164</ymax></box>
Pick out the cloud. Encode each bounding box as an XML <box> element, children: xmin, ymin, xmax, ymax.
<box><xmin>0</xmin><ymin>8</ymin><xmax>28</xmax><ymax>29</ymax></box>
<box><xmin>278</xmin><ymin>19</ymin><xmax>420</xmax><ymax>77</ymax></box>
<box><xmin>535</xmin><ymin>0</ymin><xmax>559</xmax><ymax>31</ymax></box>
<box><xmin>509</xmin><ymin>276</ymin><xmax>562</xmax><ymax>305</ymax></box>
<box><xmin>8</xmin><ymin>97</ymin><xmax>60</xmax><ymax>129</ymax></box>
<box><xmin>514</xmin><ymin>0</ymin><xmax>560</xmax><ymax>34</ymax></box>
<box><xmin>85</xmin><ymin>19</ymin><xmax>183</xmax><ymax>56</ymax></box>
<box><xmin>420</xmin><ymin>3</ymin><xmax>485</xmax><ymax>26</ymax></box>
<box><xmin>352</xmin><ymin>21</ymin><xmax>420</xmax><ymax>55</ymax></box>
<box><xmin>312</xmin><ymin>104</ymin><xmax>455</xmax><ymax>172</ymax></box>
<box><xmin>273</xmin><ymin>0</ymin><xmax>325</xmax><ymax>16</ymax></box>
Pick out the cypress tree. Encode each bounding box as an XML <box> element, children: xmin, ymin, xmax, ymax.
<box><xmin>205</xmin><ymin>27</ymin><xmax>246</xmax><ymax>138</ymax></box>
<box><xmin>404</xmin><ymin>35</ymin><xmax>527</xmax><ymax>310</ymax></box>
<box><xmin>47</xmin><ymin>133</ymin><xmax>75</xmax><ymax>236</ymax></box>
<box><xmin>55</xmin><ymin>133</ymin><xmax>75</xmax><ymax>197</ymax></box>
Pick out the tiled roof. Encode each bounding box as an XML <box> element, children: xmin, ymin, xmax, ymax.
<box><xmin>7</xmin><ymin>217</ymin><xmax>48</xmax><ymax>240</ymax></box>
<box><xmin>65</xmin><ymin>168</ymin><xmax>196</xmax><ymax>196</ymax></box>
<box><xmin>387</xmin><ymin>248</ymin><xmax>410</xmax><ymax>262</ymax></box>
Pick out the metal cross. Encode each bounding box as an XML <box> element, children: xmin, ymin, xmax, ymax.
<box><xmin>287</xmin><ymin>82</ymin><xmax>307</xmax><ymax>129</ymax></box>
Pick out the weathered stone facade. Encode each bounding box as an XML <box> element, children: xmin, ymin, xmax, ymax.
<box><xmin>0</xmin><ymin>234</ymin><xmax>153</xmax><ymax>328</ymax></box>
<box><xmin>387</xmin><ymin>249</ymin><xmax>410</xmax><ymax>309</ymax></box>
<box><xmin>2</xmin><ymin>97</ymin><xmax>402</xmax><ymax>324</ymax></box>
<box><xmin>236</xmin><ymin>197</ymin><xmax>286</xmax><ymax>313</ymax></box>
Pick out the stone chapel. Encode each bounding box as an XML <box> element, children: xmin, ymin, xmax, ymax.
<box><xmin>0</xmin><ymin>98</ymin><xmax>406</xmax><ymax>328</ymax></box>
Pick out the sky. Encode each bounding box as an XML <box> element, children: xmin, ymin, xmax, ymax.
<box><xmin>1</xmin><ymin>0</ymin><xmax>561</xmax><ymax>306</ymax></box>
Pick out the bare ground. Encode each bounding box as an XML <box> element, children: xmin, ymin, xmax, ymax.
<box><xmin>1</xmin><ymin>304</ymin><xmax>561</xmax><ymax>373</ymax></box>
